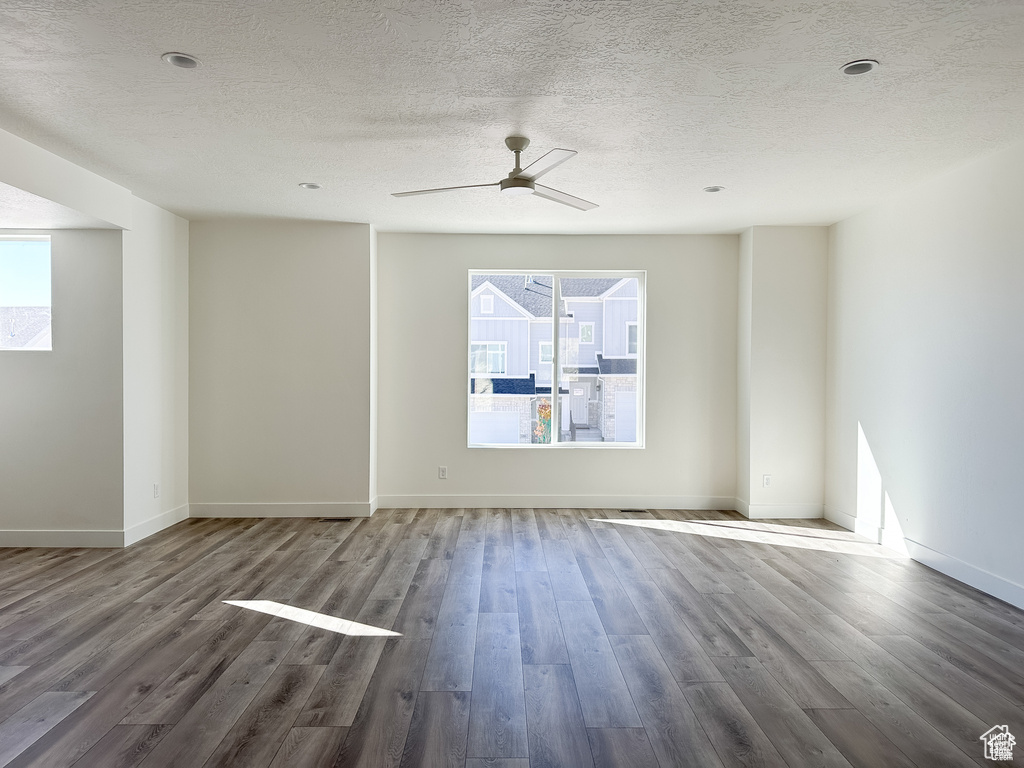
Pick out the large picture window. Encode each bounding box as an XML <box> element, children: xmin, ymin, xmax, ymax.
<box><xmin>468</xmin><ymin>271</ymin><xmax>644</xmax><ymax>447</ymax></box>
<box><xmin>0</xmin><ymin>236</ymin><xmax>52</xmax><ymax>351</ymax></box>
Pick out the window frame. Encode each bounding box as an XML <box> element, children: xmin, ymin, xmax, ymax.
<box><xmin>626</xmin><ymin>322</ymin><xmax>638</xmax><ymax>356</ymax></box>
<box><xmin>480</xmin><ymin>294</ymin><xmax>494</xmax><ymax>314</ymax></box>
<box><xmin>0</xmin><ymin>234</ymin><xmax>53</xmax><ymax>353</ymax></box>
<box><xmin>579</xmin><ymin>321</ymin><xmax>595</xmax><ymax>345</ymax></box>
<box><xmin>468</xmin><ymin>269</ymin><xmax>645</xmax><ymax>449</ymax></box>
<box><xmin>539</xmin><ymin>340</ymin><xmax>553</xmax><ymax>364</ymax></box>
<box><xmin>470</xmin><ymin>341</ymin><xmax>507</xmax><ymax>375</ymax></box>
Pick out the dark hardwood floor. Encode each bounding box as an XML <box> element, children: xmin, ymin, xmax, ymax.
<box><xmin>0</xmin><ymin>508</ymin><xmax>1022</xmax><ymax>767</ymax></box>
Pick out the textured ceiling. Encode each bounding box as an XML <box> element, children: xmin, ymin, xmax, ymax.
<box><xmin>1</xmin><ymin>0</ymin><xmax>1022</xmax><ymax>233</ymax></box>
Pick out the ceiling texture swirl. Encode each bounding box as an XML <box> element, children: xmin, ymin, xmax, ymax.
<box><xmin>1</xmin><ymin>0</ymin><xmax>1022</xmax><ymax>232</ymax></box>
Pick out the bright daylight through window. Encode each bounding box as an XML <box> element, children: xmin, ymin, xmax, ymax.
<box><xmin>0</xmin><ymin>237</ymin><xmax>52</xmax><ymax>351</ymax></box>
<box><xmin>469</xmin><ymin>271</ymin><xmax>644</xmax><ymax>446</ymax></box>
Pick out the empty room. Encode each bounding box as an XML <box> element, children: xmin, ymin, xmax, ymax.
<box><xmin>1</xmin><ymin>1</ymin><xmax>1023</xmax><ymax>766</ymax></box>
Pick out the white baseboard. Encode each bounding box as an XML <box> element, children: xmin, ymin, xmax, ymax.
<box><xmin>743</xmin><ymin>503</ymin><xmax>823</xmax><ymax>520</ymax></box>
<box><xmin>734</xmin><ymin>497</ymin><xmax>749</xmax><ymax>516</ymax></box>
<box><xmin>824</xmin><ymin>506</ymin><xmax>857</xmax><ymax>532</ymax></box>
<box><xmin>189</xmin><ymin>502</ymin><xmax>374</xmax><ymax>519</ymax></box>
<box><xmin>905</xmin><ymin>538</ymin><xmax>1024</xmax><ymax>611</ymax></box>
<box><xmin>374</xmin><ymin>494</ymin><xmax>736</xmax><ymax>511</ymax></box>
<box><xmin>0</xmin><ymin>529</ymin><xmax>124</xmax><ymax>548</ymax></box>
<box><xmin>124</xmin><ymin>504</ymin><xmax>190</xmax><ymax>547</ymax></box>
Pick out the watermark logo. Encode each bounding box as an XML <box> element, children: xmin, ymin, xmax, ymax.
<box><xmin>980</xmin><ymin>725</ymin><xmax>1015</xmax><ymax>761</ymax></box>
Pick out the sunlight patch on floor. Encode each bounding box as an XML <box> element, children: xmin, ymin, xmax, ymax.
<box><xmin>224</xmin><ymin>600</ymin><xmax>402</xmax><ymax>636</ymax></box>
<box><xmin>591</xmin><ymin>517</ymin><xmax>905</xmax><ymax>558</ymax></box>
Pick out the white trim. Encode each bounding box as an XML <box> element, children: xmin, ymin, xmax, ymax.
<box><xmin>742</xmin><ymin>503</ymin><xmax>824</xmax><ymax>520</ymax></box>
<box><xmin>626</xmin><ymin>321</ymin><xmax>638</xmax><ymax>356</ymax></box>
<box><xmin>904</xmin><ymin>538</ymin><xmax>1024</xmax><ymax>611</ymax></box>
<box><xmin>470</xmin><ymin>340</ymin><xmax>507</xmax><ymax>375</ymax></box>
<box><xmin>539</xmin><ymin>340</ymin><xmax>553</xmax><ymax>364</ymax></box>
<box><xmin>189</xmin><ymin>502</ymin><xmax>375</xmax><ymax>518</ymax></box>
<box><xmin>480</xmin><ymin>294</ymin><xmax>494</xmax><ymax>314</ymax></box>
<box><xmin>376</xmin><ymin>494</ymin><xmax>736</xmax><ymax>510</ymax></box>
<box><xmin>124</xmin><ymin>504</ymin><xmax>190</xmax><ymax>547</ymax></box>
<box><xmin>824</xmin><ymin>505</ymin><xmax>857</xmax><ymax>532</ymax></box>
<box><xmin>0</xmin><ymin>528</ymin><xmax>124</xmax><ymax>548</ymax></box>
<box><xmin>579</xmin><ymin>321</ymin><xmax>595</xmax><ymax>344</ymax></box>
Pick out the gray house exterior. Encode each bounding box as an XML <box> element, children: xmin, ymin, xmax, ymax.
<box><xmin>469</xmin><ymin>273</ymin><xmax>639</xmax><ymax>444</ymax></box>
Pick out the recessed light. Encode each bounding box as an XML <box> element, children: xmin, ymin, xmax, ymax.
<box><xmin>298</xmin><ymin>182</ymin><xmax>322</xmax><ymax>190</ymax></box>
<box><xmin>161</xmin><ymin>52</ymin><xmax>200</xmax><ymax>69</ymax></box>
<box><xmin>703</xmin><ymin>185</ymin><xmax>725</xmax><ymax>193</ymax></box>
<box><xmin>841</xmin><ymin>59</ymin><xmax>878</xmax><ymax>75</ymax></box>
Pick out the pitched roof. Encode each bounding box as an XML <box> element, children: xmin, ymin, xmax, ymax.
<box><xmin>472</xmin><ymin>275</ymin><xmax>621</xmax><ymax>318</ymax></box>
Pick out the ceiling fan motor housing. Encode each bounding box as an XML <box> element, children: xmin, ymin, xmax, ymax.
<box><xmin>500</xmin><ymin>176</ymin><xmax>535</xmax><ymax>196</ymax></box>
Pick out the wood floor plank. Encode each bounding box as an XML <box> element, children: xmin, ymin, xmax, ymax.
<box><xmin>4</xmin><ymin>618</ymin><xmax>217</xmax><ymax>768</ymax></box>
<box><xmin>203</xmin><ymin>664</ymin><xmax>326</xmax><ymax>768</ymax></box>
<box><xmin>575</xmin><ymin>556</ymin><xmax>647</xmax><ymax>635</ymax></box>
<box><xmin>420</xmin><ymin>542</ymin><xmax>484</xmax><ymax>692</ymax></box>
<box><xmin>479</xmin><ymin>545</ymin><xmax>517</xmax><ymax>613</ymax></box>
<box><xmin>401</xmin><ymin>691</ymin><xmax>470</xmax><ymax>768</ymax></box>
<box><xmin>586</xmin><ymin>728</ymin><xmax>659</xmax><ymax>768</ymax></box>
<box><xmin>523</xmin><ymin>665</ymin><xmax>595</xmax><ymax>768</ymax></box>
<box><xmin>68</xmin><ymin>723</ymin><xmax>172</xmax><ymax>768</ymax></box>
<box><xmin>706</xmin><ymin>593</ymin><xmax>851</xmax><ymax>709</ymax></box>
<box><xmin>332</xmin><ymin>637</ymin><xmax>433</xmax><ymax>768</ymax></box>
<box><xmin>608</xmin><ymin>634</ymin><xmax>724</xmax><ymax>767</ymax></box>
<box><xmin>510</xmin><ymin>510</ymin><xmax>546</xmax><ymax>572</ymax></box>
<box><xmin>515</xmin><ymin>571</ymin><xmax>569</xmax><ymax>665</ymax></box>
<box><xmin>804</xmin><ymin>708</ymin><xmax>918</xmax><ymax>768</ymax></box>
<box><xmin>0</xmin><ymin>691</ymin><xmax>94</xmax><ymax>767</ymax></box>
<box><xmin>556</xmin><ymin>600</ymin><xmax>641</xmax><ymax>728</ymax></box>
<box><xmin>423</xmin><ymin>512</ymin><xmax>462</xmax><ymax>562</ymax></box>
<box><xmin>541</xmin><ymin>539</ymin><xmax>591</xmax><ymax>602</ymax></box>
<box><xmin>134</xmin><ymin>639</ymin><xmax>295</xmax><ymax>768</ymax></box>
<box><xmin>712</xmin><ymin>656</ymin><xmax>853</xmax><ymax>768</ymax></box>
<box><xmin>618</xmin><ymin>577</ymin><xmax>724</xmax><ymax>683</ymax></box>
<box><xmin>811</xmin><ymin>660</ymin><xmax>979</xmax><ymax>768</ymax></box>
<box><xmin>647</xmin><ymin>568</ymin><xmax>754</xmax><ymax>657</ymax></box>
<box><xmin>292</xmin><ymin>637</ymin><xmax>388</xmax><ymax>727</ymax></box>
<box><xmin>467</xmin><ymin>613</ymin><xmax>528</xmax><ymax>759</ymax></box>
<box><xmin>2</xmin><ymin>512</ymin><xmax>1024</xmax><ymax>768</ymax></box>
<box><xmin>267</xmin><ymin>727</ymin><xmax>348</xmax><ymax>768</ymax></box>
<box><xmin>122</xmin><ymin>608</ymin><xmax>274</xmax><ymax>725</ymax></box>
<box><xmin>683</xmin><ymin>681</ymin><xmax>788</xmax><ymax>767</ymax></box>
<box><xmin>811</xmin><ymin>613</ymin><xmax>992</xmax><ymax>757</ymax></box>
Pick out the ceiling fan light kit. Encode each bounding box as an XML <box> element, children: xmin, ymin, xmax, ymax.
<box><xmin>392</xmin><ymin>136</ymin><xmax>598</xmax><ymax>211</ymax></box>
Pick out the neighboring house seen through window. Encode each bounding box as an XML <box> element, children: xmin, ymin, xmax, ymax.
<box><xmin>0</xmin><ymin>236</ymin><xmax>52</xmax><ymax>351</ymax></box>
<box><xmin>469</xmin><ymin>271</ymin><xmax>644</xmax><ymax>447</ymax></box>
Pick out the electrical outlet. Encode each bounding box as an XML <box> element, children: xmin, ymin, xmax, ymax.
<box><xmin>438</xmin><ymin>466</ymin><xmax>447</xmax><ymax>480</ymax></box>
<box><xmin>762</xmin><ymin>474</ymin><xmax>771</xmax><ymax>488</ymax></box>
<box><xmin>153</xmin><ymin>483</ymin><xmax>160</xmax><ymax>498</ymax></box>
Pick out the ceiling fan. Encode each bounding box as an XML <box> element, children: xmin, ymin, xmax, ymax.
<box><xmin>392</xmin><ymin>136</ymin><xmax>598</xmax><ymax>211</ymax></box>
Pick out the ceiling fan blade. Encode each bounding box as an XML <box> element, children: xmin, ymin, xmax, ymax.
<box><xmin>392</xmin><ymin>183</ymin><xmax>497</xmax><ymax>198</ymax></box>
<box><xmin>516</xmin><ymin>148</ymin><xmax>577</xmax><ymax>181</ymax></box>
<box><xmin>532</xmin><ymin>184</ymin><xmax>598</xmax><ymax>211</ymax></box>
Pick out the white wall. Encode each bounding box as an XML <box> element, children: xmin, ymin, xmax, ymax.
<box><xmin>122</xmin><ymin>198</ymin><xmax>190</xmax><ymax>544</ymax></box>
<box><xmin>377</xmin><ymin>233</ymin><xmax>738</xmax><ymax>509</ymax></box>
<box><xmin>739</xmin><ymin>227</ymin><xmax>828</xmax><ymax>518</ymax></box>
<box><xmin>826</xmin><ymin>141</ymin><xmax>1024</xmax><ymax>607</ymax></box>
<box><xmin>188</xmin><ymin>220</ymin><xmax>376</xmax><ymax>517</ymax></box>
<box><xmin>0</xmin><ymin>229</ymin><xmax>125</xmax><ymax>546</ymax></box>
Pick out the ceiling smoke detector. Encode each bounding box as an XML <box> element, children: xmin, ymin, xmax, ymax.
<box><xmin>703</xmin><ymin>185</ymin><xmax>725</xmax><ymax>193</ymax></box>
<box><xmin>162</xmin><ymin>52</ymin><xmax>200</xmax><ymax>69</ymax></box>
<box><xmin>841</xmin><ymin>59</ymin><xmax>878</xmax><ymax>76</ymax></box>
<box><xmin>298</xmin><ymin>182</ymin><xmax>322</xmax><ymax>190</ymax></box>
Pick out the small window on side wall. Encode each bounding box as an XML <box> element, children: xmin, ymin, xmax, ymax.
<box><xmin>0</xmin><ymin>236</ymin><xmax>52</xmax><ymax>351</ymax></box>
